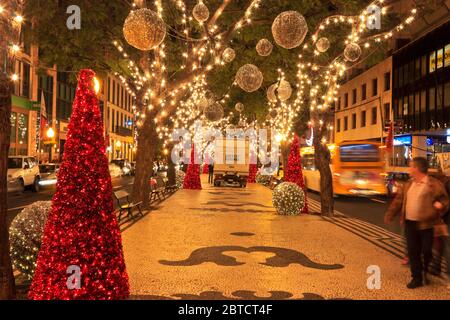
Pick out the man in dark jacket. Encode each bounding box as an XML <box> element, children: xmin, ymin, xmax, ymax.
<box><xmin>385</xmin><ymin>157</ymin><xmax>449</xmax><ymax>289</ymax></box>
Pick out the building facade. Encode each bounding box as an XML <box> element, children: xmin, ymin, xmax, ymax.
<box><xmin>334</xmin><ymin>57</ymin><xmax>392</xmax><ymax>144</ymax></box>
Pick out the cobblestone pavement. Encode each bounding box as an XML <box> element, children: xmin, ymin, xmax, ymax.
<box><xmin>121</xmin><ymin>176</ymin><xmax>450</xmax><ymax>300</ymax></box>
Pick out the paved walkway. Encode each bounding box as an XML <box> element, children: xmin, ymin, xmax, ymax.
<box><xmin>121</xmin><ymin>175</ymin><xmax>450</xmax><ymax>300</ymax></box>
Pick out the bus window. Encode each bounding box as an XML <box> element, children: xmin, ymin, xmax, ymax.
<box><xmin>302</xmin><ymin>154</ymin><xmax>316</xmax><ymax>170</ymax></box>
<box><xmin>340</xmin><ymin>144</ymin><xmax>380</xmax><ymax>162</ymax></box>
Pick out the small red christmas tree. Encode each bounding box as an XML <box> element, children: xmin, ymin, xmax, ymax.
<box><xmin>248</xmin><ymin>164</ymin><xmax>258</xmax><ymax>183</ymax></box>
<box><xmin>285</xmin><ymin>135</ymin><xmax>309</xmax><ymax>213</ymax></box>
<box><xmin>28</xmin><ymin>69</ymin><xmax>129</xmax><ymax>300</ymax></box>
<box><xmin>183</xmin><ymin>145</ymin><xmax>202</xmax><ymax>189</ymax></box>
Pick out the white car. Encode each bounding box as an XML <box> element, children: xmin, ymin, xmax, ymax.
<box><xmin>7</xmin><ymin>156</ymin><xmax>41</xmax><ymax>192</ymax></box>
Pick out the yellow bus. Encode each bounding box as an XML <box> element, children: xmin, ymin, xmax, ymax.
<box><xmin>300</xmin><ymin>141</ymin><xmax>387</xmax><ymax>196</ymax></box>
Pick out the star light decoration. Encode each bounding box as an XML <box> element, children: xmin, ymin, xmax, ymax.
<box><xmin>272</xmin><ymin>182</ymin><xmax>305</xmax><ymax>215</ymax></box>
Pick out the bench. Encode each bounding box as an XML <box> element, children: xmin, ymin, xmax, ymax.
<box><xmin>114</xmin><ymin>190</ymin><xmax>143</xmax><ymax>222</ymax></box>
<box><xmin>149</xmin><ymin>176</ymin><xmax>166</xmax><ymax>203</ymax></box>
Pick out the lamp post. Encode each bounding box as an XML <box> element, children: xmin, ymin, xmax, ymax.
<box><xmin>115</xmin><ymin>140</ymin><xmax>122</xmax><ymax>159</ymax></box>
<box><xmin>46</xmin><ymin>127</ymin><xmax>55</xmax><ymax>162</ymax></box>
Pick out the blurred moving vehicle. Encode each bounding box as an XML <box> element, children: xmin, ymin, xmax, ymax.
<box><xmin>38</xmin><ymin>163</ymin><xmax>60</xmax><ymax>189</ymax></box>
<box><xmin>110</xmin><ymin>159</ymin><xmax>133</xmax><ymax>176</ymax></box>
<box><xmin>301</xmin><ymin>141</ymin><xmax>388</xmax><ymax>196</ymax></box>
<box><xmin>7</xmin><ymin>156</ymin><xmax>41</xmax><ymax>193</ymax></box>
<box><xmin>386</xmin><ymin>172</ymin><xmax>410</xmax><ymax>197</ymax></box>
<box><xmin>213</xmin><ymin>136</ymin><xmax>249</xmax><ymax>187</ymax></box>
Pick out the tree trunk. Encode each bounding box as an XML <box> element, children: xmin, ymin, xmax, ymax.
<box><xmin>314</xmin><ymin>137</ymin><xmax>334</xmax><ymax>216</ymax></box>
<box><xmin>132</xmin><ymin>117</ymin><xmax>158</xmax><ymax>209</ymax></box>
<box><xmin>280</xmin><ymin>141</ymin><xmax>289</xmax><ymax>174</ymax></box>
<box><xmin>0</xmin><ymin>74</ymin><xmax>16</xmax><ymax>299</ymax></box>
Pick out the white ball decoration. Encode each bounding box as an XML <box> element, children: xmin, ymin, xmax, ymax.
<box><xmin>277</xmin><ymin>80</ymin><xmax>292</xmax><ymax>101</ymax></box>
<box><xmin>123</xmin><ymin>8</ymin><xmax>167</xmax><ymax>51</ymax></box>
<box><xmin>204</xmin><ymin>102</ymin><xmax>224</xmax><ymax>122</ymax></box>
<box><xmin>193</xmin><ymin>1</ymin><xmax>210</xmax><ymax>23</ymax></box>
<box><xmin>267</xmin><ymin>83</ymin><xmax>278</xmax><ymax>103</ymax></box>
<box><xmin>235</xmin><ymin>64</ymin><xmax>264</xmax><ymax>93</ymax></box>
<box><xmin>316</xmin><ymin>37</ymin><xmax>330</xmax><ymax>53</ymax></box>
<box><xmin>256</xmin><ymin>38</ymin><xmax>273</xmax><ymax>56</ymax></box>
<box><xmin>235</xmin><ymin>102</ymin><xmax>244</xmax><ymax>112</ymax></box>
<box><xmin>272</xmin><ymin>11</ymin><xmax>308</xmax><ymax>49</ymax></box>
<box><xmin>344</xmin><ymin>42</ymin><xmax>362</xmax><ymax>62</ymax></box>
<box><xmin>222</xmin><ymin>47</ymin><xmax>236</xmax><ymax>63</ymax></box>
<box><xmin>272</xmin><ymin>182</ymin><xmax>305</xmax><ymax>216</ymax></box>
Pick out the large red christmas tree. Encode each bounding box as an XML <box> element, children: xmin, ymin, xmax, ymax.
<box><xmin>183</xmin><ymin>145</ymin><xmax>202</xmax><ymax>189</ymax></box>
<box><xmin>28</xmin><ymin>69</ymin><xmax>129</xmax><ymax>300</ymax></box>
<box><xmin>284</xmin><ymin>135</ymin><xmax>309</xmax><ymax>213</ymax></box>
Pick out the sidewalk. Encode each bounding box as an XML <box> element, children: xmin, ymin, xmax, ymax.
<box><xmin>121</xmin><ymin>175</ymin><xmax>450</xmax><ymax>300</ymax></box>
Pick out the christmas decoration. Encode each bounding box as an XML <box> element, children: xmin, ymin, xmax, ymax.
<box><xmin>123</xmin><ymin>8</ymin><xmax>166</xmax><ymax>51</ymax></box>
<box><xmin>256</xmin><ymin>172</ymin><xmax>271</xmax><ymax>186</ymax></box>
<box><xmin>9</xmin><ymin>201</ymin><xmax>51</xmax><ymax>280</ymax></box>
<box><xmin>269</xmin><ymin>109</ymin><xmax>278</xmax><ymax>119</ymax></box>
<box><xmin>176</xmin><ymin>170</ymin><xmax>186</xmax><ymax>189</ymax></box>
<box><xmin>193</xmin><ymin>1</ymin><xmax>210</xmax><ymax>23</ymax></box>
<box><xmin>267</xmin><ymin>83</ymin><xmax>278</xmax><ymax>102</ymax></box>
<box><xmin>256</xmin><ymin>38</ymin><xmax>273</xmax><ymax>56</ymax></box>
<box><xmin>272</xmin><ymin>182</ymin><xmax>305</xmax><ymax>216</ymax></box>
<box><xmin>235</xmin><ymin>64</ymin><xmax>263</xmax><ymax>93</ymax></box>
<box><xmin>183</xmin><ymin>146</ymin><xmax>202</xmax><ymax>190</ymax></box>
<box><xmin>202</xmin><ymin>163</ymin><xmax>209</xmax><ymax>174</ymax></box>
<box><xmin>248</xmin><ymin>164</ymin><xmax>258</xmax><ymax>183</ymax></box>
<box><xmin>272</xmin><ymin>11</ymin><xmax>308</xmax><ymax>49</ymax></box>
<box><xmin>28</xmin><ymin>69</ymin><xmax>129</xmax><ymax>300</ymax></box>
<box><xmin>344</xmin><ymin>42</ymin><xmax>362</xmax><ymax>62</ymax></box>
<box><xmin>197</xmin><ymin>96</ymin><xmax>209</xmax><ymax>111</ymax></box>
<box><xmin>235</xmin><ymin>102</ymin><xmax>244</xmax><ymax>113</ymax></box>
<box><xmin>316</xmin><ymin>37</ymin><xmax>330</xmax><ymax>53</ymax></box>
<box><xmin>284</xmin><ymin>135</ymin><xmax>309</xmax><ymax>213</ymax></box>
<box><xmin>222</xmin><ymin>47</ymin><xmax>236</xmax><ymax>63</ymax></box>
<box><xmin>277</xmin><ymin>79</ymin><xmax>292</xmax><ymax>101</ymax></box>
<box><xmin>203</xmin><ymin>102</ymin><xmax>224</xmax><ymax>122</ymax></box>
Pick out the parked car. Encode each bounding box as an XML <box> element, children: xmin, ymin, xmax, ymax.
<box><xmin>386</xmin><ymin>172</ymin><xmax>410</xmax><ymax>197</ymax></box>
<box><xmin>38</xmin><ymin>163</ymin><xmax>59</xmax><ymax>189</ymax></box>
<box><xmin>7</xmin><ymin>156</ymin><xmax>41</xmax><ymax>193</ymax></box>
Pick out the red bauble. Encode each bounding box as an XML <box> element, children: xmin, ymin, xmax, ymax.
<box><xmin>183</xmin><ymin>145</ymin><xmax>202</xmax><ymax>189</ymax></box>
<box><xmin>284</xmin><ymin>135</ymin><xmax>309</xmax><ymax>213</ymax></box>
<box><xmin>28</xmin><ymin>69</ymin><xmax>129</xmax><ymax>300</ymax></box>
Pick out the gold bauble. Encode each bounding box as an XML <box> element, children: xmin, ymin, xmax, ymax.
<box><xmin>316</xmin><ymin>37</ymin><xmax>330</xmax><ymax>53</ymax></box>
<box><xmin>344</xmin><ymin>43</ymin><xmax>362</xmax><ymax>62</ymax></box>
<box><xmin>193</xmin><ymin>2</ymin><xmax>210</xmax><ymax>23</ymax></box>
<box><xmin>256</xmin><ymin>38</ymin><xmax>273</xmax><ymax>56</ymax></box>
<box><xmin>204</xmin><ymin>102</ymin><xmax>224</xmax><ymax>122</ymax></box>
<box><xmin>235</xmin><ymin>102</ymin><xmax>244</xmax><ymax>112</ymax></box>
<box><xmin>272</xmin><ymin>11</ymin><xmax>308</xmax><ymax>49</ymax></box>
<box><xmin>267</xmin><ymin>83</ymin><xmax>278</xmax><ymax>102</ymax></box>
<box><xmin>123</xmin><ymin>8</ymin><xmax>166</xmax><ymax>51</ymax></box>
<box><xmin>235</xmin><ymin>64</ymin><xmax>264</xmax><ymax>93</ymax></box>
<box><xmin>222</xmin><ymin>47</ymin><xmax>236</xmax><ymax>63</ymax></box>
<box><xmin>277</xmin><ymin>80</ymin><xmax>292</xmax><ymax>101</ymax></box>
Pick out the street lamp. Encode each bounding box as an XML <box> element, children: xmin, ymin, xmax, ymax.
<box><xmin>46</xmin><ymin>127</ymin><xmax>55</xmax><ymax>139</ymax></box>
<box><xmin>115</xmin><ymin>140</ymin><xmax>122</xmax><ymax>159</ymax></box>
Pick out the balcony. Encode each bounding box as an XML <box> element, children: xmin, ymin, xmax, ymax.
<box><xmin>114</xmin><ymin>125</ymin><xmax>133</xmax><ymax>137</ymax></box>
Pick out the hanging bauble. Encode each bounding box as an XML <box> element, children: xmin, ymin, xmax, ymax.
<box><xmin>235</xmin><ymin>102</ymin><xmax>244</xmax><ymax>113</ymax></box>
<box><xmin>316</xmin><ymin>37</ymin><xmax>330</xmax><ymax>53</ymax></box>
<box><xmin>277</xmin><ymin>80</ymin><xmax>292</xmax><ymax>101</ymax></box>
<box><xmin>272</xmin><ymin>182</ymin><xmax>305</xmax><ymax>215</ymax></box>
<box><xmin>222</xmin><ymin>47</ymin><xmax>236</xmax><ymax>63</ymax></box>
<box><xmin>256</xmin><ymin>38</ymin><xmax>273</xmax><ymax>56</ymax></box>
<box><xmin>272</xmin><ymin>11</ymin><xmax>308</xmax><ymax>49</ymax></box>
<box><xmin>193</xmin><ymin>1</ymin><xmax>210</xmax><ymax>23</ymax></box>
<box><xmin>235</xmin><ymin>64</ymin><xmax>264</xmax><ymax>93</ymax></box>
<box><xmin>123</xmin><ymin>8</ymin><xmax>167</xmax><ymax>51</ymax></box>
<box><xmin>9</xmin><ymin>201</ymin><xmax>51</xmax><ymax>279</ymax></box>
<box><xmin>238</xmin><ymin>120</ymin><xmax>245</xmax><ymax>127</ymax></box>
<box><xmin>197</xmin><ymin>96</ymin><xmax>209</xmax><ymax>111</ymax></box>
<box><xmin>267</xmin><ymin>83</ymin><xmax>278</xmax><ymax>103</ymax></box>
<box><xmin>204</xmin><ymin>102</ymin><xmax>224</xmax><ymax>122</ymax></box>
<box><xmin>344</xmin><ymin>42</ymin><xmax>362</xmax><ymax>62</ymax></box>
<box><xmin>269</xmin><ymin>109</ymin><xmax>278</xmax><ymax>119</ymax></box>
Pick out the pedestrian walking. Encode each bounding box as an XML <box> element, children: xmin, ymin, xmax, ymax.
<box><xmin>384</xmin><ymin>157</ymin><xmax>449</xmax><ymax>289</ymax></box>
<box><xmin>208</xmin><ymin>162</ymin><xmax>214</xmax><ymax>184</ymax></box>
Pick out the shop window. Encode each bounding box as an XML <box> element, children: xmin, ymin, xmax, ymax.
<box><xmin>430</xmin><ymin>51</ymin><xmax>436</xmax><ymax>73</ymax></box>
<box><xmin>10</xmin><ymin>112</ymin><xmax>17</xmax><ymax>143</ymax></box>
<box><xmin>445</xmin><ymin>44</ymin><xmax>450</xmax><ymax>67</ymax></box>
<box><xmin>436</xmin><ymin>48</ymin><xmax>444</xmax><ymax>69</ymax></box>
<box><xmin>17</xmin><ymin>113</ymin><xmax>28</xmax><ymax>145</ymax></box>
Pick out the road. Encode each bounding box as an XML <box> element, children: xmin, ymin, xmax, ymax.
<box><xmin>7</xmin><ymin>175</ymin><xmax>401</xmax><ymax>235</ymax></box>
<box><xmin>6</xmin><ymin>175</ymin><xmax>135</xmax><ymax>227</ymax></box>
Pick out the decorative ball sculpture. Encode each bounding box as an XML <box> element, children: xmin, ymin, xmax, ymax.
<box><xmin>222</xmin><ymin>47</ymin><xmax>236</xmax><ymax>63</ymax></box>
<box><xmin>316</xmin><ymin>37</ymin><xmax>330</xmax><ymax>53</ymax></box>
<box><xmin>123</xmin><ymin>8</ymin><xmax>167</xmax><ymax>51</ymax></box>
<box><xmin>204</xmin><ymin>102</ymin><xmax>224</xmax><ymax>122</ymax></box>
<box><xmin>272</xmin><ymin>182</ymin><xmax>305</xmax><ymax>216</ymax></box>
<box><xmin>267</xmin><ymin>83</ymin><xmax>278</xmax><ymax>102</ymax></box>
<box><xmin>277</xmin><ymin>80</ymin><xmax>292</xmax><ymax>101</ymax></box>
<box><xmin>193</xmin><ymin>1</ymin><xmax>210</xmax><ymax>23</ymax></box>
<box><xmin>269</xmin><ymin>109</ymin><xmax>278</xmax><ymax>119</ymax></box>
<box><xmin>344</xmin><ymin>42</ymin><xmax>362</xmax><ymax>62</ymax></box>
<box><xmin>256</xmin><ymin>38</ymin><xmax>273</xmax><ymax>56</ymax></box>
<box><xmin>272</xmin><ymin>11</ymin><xmax>308</xmax><ymax>49</ymax></box>
<box><xmin>9</xmin><ymin>201</ymin><xmax>52</xmax><ymax>279</ymax></box>
<box><xmin>235</xmin><ymin>102</ymin><xmax>244</xmax><ymax>112</ymax></box>
<box><xmin>235</xmin><ymin>64</ymin><xmax>264</xmax><ymax>93</ymax></box>
<box><xmin>176</xmin><ymin>170</ymin><xmax>185</xmax><ymax>189</ymax></box>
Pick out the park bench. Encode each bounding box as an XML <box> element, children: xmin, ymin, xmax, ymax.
<box><xmin>114</xmin><ymin>190</ymin><xmax>143</xmax><ymax>222</ymax></box>
<box><xmin>149</xmin><ymin>176</ymin><xmax>166</xmax><ymax>203</ymax></box>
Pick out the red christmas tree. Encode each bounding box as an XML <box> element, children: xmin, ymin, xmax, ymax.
<box><xmin>284</xmin><ymin>135</ymin><xmax>309</xmax><ymax>214</ymax></box>
<box><xmin>183</xmin><ymin>145</ymin><xmax>202</xmax><ymax>189</ymax></box>
<box><xmin>28</xmin><ymin>70</ymin><xmax>129</xmax><ymax>300</ymax></box>
<box><xmin>248</xmin><ymin>164</ymin><xmax>258</xmax><ymax>183</ymax></box>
